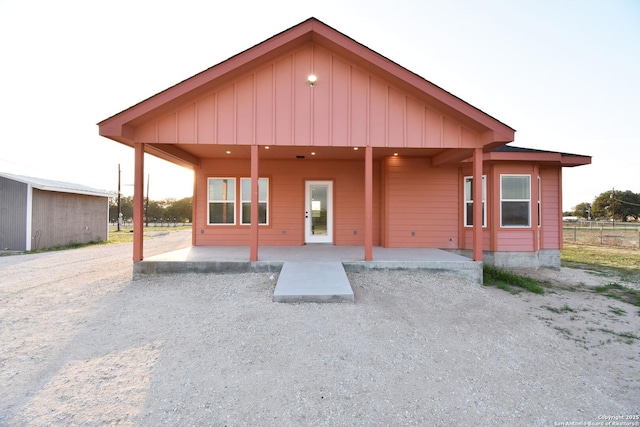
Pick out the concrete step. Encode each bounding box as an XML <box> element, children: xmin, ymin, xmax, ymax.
<box><xmin>273</xmin><ymin>261</ymin><xmax>354</xmax><ymax>303</ymax></box>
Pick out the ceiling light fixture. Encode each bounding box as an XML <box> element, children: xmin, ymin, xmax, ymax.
<box><xmin>353</xmin><ymin>147</ymin><xmax>358</xmax><ymax>151</ymax></box>
<box><xmin>307</xmin><ymin>74</ymin><xmax>317</xmax><ymax>87</ymax></box>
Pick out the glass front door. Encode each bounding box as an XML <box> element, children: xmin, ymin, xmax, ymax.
<box><xmin>305</xmin><ymin>181</ymin><xmax>333</xmax><ymax>243</ymax></box>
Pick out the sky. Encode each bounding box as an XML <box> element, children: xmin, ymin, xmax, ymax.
<box><xmin>0</xmin><ymin>0</ymin><xmax>638</xmax><ymax>211</ymax></box>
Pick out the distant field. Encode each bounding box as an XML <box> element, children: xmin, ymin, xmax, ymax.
<box><xmin>563</xmin><ymin>223</ymin><xmax>640</xmax><ymax>248</ymax></box>
<box><xmin>109</xmin><ymin>225</ymin><xmax>191</xmax><ymax>244</ymax></box>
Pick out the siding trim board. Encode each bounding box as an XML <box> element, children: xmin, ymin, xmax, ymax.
<box><xmin>26</xmin><ymin>184</ymin><xmax>32</xmax><ymax>251</ymax></box>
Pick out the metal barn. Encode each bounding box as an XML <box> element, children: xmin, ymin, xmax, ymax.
<box><xmin>0</xmin><ymin>173</ymin><xmax>112</xmax><ymax>251</ymax></box>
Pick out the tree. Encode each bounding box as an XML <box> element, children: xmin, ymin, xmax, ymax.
<box><xmin>571</xmin><ymin>202</ymin><xmax>592</xmax><ymax>219</ymax></box>
<box><xmin>145</xmin><ymin>199</ymin><xmax>165</xmax><ymax>222</ymax></box>
<box><xmin>109</xmin><ymin>196</ymin><xmax>133</xmax><ymax>222</ymax></box>
<box><xmin>165</xmin><ymin>197</ymin><xmax>192</xmax><ymax>222</ymax></box>
<box><xmin>613</xmin><ymin>190</ymin><xmax>640</xmax><ymax>221</ymax></box>
<box><xmin>591</xmin><ymin>190</ymin><xmax>640</xmax><ymax>221</ymax></box>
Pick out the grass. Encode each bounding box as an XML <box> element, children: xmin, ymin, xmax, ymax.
<box><xmin>108</xmin><ymin>225</ymin><xmax>191</xmax><ymax>244</ymax></box>
<box><xmin>607</xmin><ymin>305</ymin><xmax>627</xmax><ymax>316</ymax></box>
<box><xmin>599</xmin><ymin>328</ymin><xmax>640</xmax><ymax>344</ymax></box>
<box><xmin>594</xmin><ymin>283</ymin><xmax>640</xmax><ymax>309</ymax></box>
<box><xmin>483</xmin><ymin>265</ymin><xmax>546</xmax><ymax>294</ymax></box>
<box><xmin>11</xmin><ymin>225</ymin><xmax>192</xmax><ymax>254</ymax></box>
<box><xmin>544</xmin><ymin>304</ymin><xmax>576</xmax><ymax>314</ymax></box>
<box><xmin>561</xmin><ymin>244</ymin><xmax>640</xmax><ymax>283</ymax></box>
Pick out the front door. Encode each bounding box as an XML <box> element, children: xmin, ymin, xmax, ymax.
<box><xmin>305</xmin><ymin>180</ymin><xmax>333</xmax><ymax>243</ymax></box>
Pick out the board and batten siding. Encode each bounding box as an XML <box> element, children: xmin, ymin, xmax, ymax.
<box><xmin>134</xmin><ymin>43</ymin><xmax>481</xmax><ymax>150</ymax></box>
<box><xmin>0</xmin><ymin>176</ymin><xmax>28</xmax><ymax>251</ymax></box>
<box><xmin>31</xmin><ymin>190</ymin><xmax>108</xmax><ymax>251</ymax></box>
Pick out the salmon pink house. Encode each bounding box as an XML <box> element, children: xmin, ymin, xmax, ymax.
<box><xmin>99</xmin><ymin>18</ymin><xmax>590</xmax><ymax>270</ymax></box>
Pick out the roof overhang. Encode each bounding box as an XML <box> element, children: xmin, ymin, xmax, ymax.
<box><xmin>483</xmin><ymin>146</ymin><xmax>591</xmax><ymax>167</ymax></box>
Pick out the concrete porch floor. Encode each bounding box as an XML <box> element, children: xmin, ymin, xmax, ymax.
<box><xmin>134</xmin><ymin>245</ymin><xmax>482</xmax><ymax>283</ymax></box>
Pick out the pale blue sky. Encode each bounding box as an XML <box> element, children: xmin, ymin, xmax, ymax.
<box><xmin>0</xmin><ymin>0</ymin><xmax>638</xmax><ymax>210</ymax></box>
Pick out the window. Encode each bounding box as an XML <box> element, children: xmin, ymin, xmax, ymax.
<box><xmin>241</xmin><ymin>178</ymin><xmax>269</xmax><ymax>225</ymax></box>
<box><xmin>501</xmin><ymin>175</ymin><xmax>530</xmax><ymax>227</ymax></box>
<box><xmin>537</xmin><ymin>176</ymin><xmax>541</xmax><ymax>227</ymax></box>
<box><xmin>464</xmin><ymin>176</ymin><xmax>486</xmax><ymax>227</ymax></box>
<box><xmin>208</xmin><ymin>178</ymin><xmax>235</xmax><ymax>224</ymax></box>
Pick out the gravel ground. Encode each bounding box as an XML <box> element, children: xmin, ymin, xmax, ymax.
<box><xmin>1</xmin><ymin>230</ymin><xmax>638</xmax><ymax>426</ymax></box>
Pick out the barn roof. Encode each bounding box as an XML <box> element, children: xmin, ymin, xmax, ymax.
<box><xmin>0</xmin><ymin>172</ymin><xmax>114</xmax><ymax>198</ymax></box>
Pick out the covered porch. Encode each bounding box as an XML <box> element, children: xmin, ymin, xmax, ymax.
<box><xmin>134</xmin><ymin>245</ymin><xmax>482</xmax><ymax>283</ymax></box>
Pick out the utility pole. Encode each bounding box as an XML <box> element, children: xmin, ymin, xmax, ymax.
<box><xmin>610</xmin><ymin>187</ymin><xmax>615</xmax><ymax>228</ymax></box>
<box><xmin>117</xmin><ymin>164</ymin><xmax>122</xmax><ymax>232</ymax></box>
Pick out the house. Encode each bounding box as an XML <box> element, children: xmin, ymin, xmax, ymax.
<box><xmin>0</xmin><ymin>172</ymin><xmax>112</xmax><ymax>251</ymax></box>
<box><xmin>98</xmin><ymin>18</ymin><xmax>590</xmax><ymax>270</ymax></box>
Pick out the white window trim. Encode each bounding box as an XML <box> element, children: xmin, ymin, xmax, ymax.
<box><xmin>500</xmin><ymin>174</ymin><xmax>531</xmax><ymax>228</ymax></box>
<box><xmin>463</xmin><ymin>175</ymin><xmax>486</xmax><ymax>227</ymax></box>
<box><xmin>207</xmin><ymin>177</ymin><xmax>236</xmax><ymax>225</ymax></box>
<box><xmin>537</xmin><ymin>176</ymin><xmax>542</xmax><ymax>227</ymax></box>
<box><xmin>240</xmin><ymin>177</ymin><xmax>269</xmax><ymax>225</ymax></box>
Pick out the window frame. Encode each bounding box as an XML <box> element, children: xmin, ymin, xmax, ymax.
<box><xmin>500</xmin><ymin>174</ymin><xmax>531</xmax><ymax>228</ymax></box>
<box><xmin>207</xmin><ymin>177</ymin><xmax>236</xmax><ymax>225</ymax></box>
<box><xmin>537</xmin><ymin>176</ymin><xmax>541</xmax><ymax>227</ymax></box>
<box><xmin>240</xmin><ymin>177</ymin><xmax>269</xmax><ymax>225</ymax></box>
<box><xmin>463</xmin><ymin>175</ymin><xmax>487</xmax><ymax>227</ymax></box>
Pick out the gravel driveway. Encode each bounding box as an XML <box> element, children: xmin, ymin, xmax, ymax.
<box><xmin>1</xmin><ymin>230</ymin><xmax>638</xmax><ymax>426</ymax></box>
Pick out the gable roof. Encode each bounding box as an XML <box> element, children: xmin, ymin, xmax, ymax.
<box><xmin>99</xmin><ymin>17</ymin><xmax>515</xmax><ymax>149</ymax></box>
<box><xmin>0</xmin><ymin>172</ymin><xmax>114</xmax><ymax>198</ymax></box>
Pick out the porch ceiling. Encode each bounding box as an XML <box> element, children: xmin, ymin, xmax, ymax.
<box><xmin>148</xmin><ymin>143</ymin><xmax>450</xmax><ymax>162</ymax></box>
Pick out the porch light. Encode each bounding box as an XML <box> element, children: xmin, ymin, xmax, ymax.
<box><xmin>264</xmin><ymin>146</ymin><xmax>270</xmax><ymax>150</ymax></box>
<box><xmin>393</xmin><ymin>152</ymin><xmax>398</xmax><ymax>156</ymax></box>
<box><xmin>226</xmin><ymin>150</ymin><xmax>231</xmax><ymax>154</ymax></box>
<box><xmin>307</xmin><ymin>74</ymin><xmax>317</xmax><ymax>87</ymax></box>
<box><xmin>353</xmin><ymin>147</ymin><xmax>358</xmax><ymax>151</ymax></box>
<box><xmin>311</xmin><ymin>152</ymin><xmax>316</xmax><ymax>156</ymax></box>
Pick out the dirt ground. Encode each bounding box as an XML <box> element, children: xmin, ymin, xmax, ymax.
<box><xmin>0</xmin><ymin>230</ymin><xmax>638</xmax><ymax>426</ymax></box>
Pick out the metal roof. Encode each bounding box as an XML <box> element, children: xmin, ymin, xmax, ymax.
<box><xmin>491</xmin><ymin>145</ymin><xmax>587</xmax><ymax>157</ymax></box>
<box><xmin>0</xmin><ymin>172</ymin><xmax>114</xmax><ymax>198</ymax></box>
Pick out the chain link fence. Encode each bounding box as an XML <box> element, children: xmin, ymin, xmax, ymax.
<box><xmin>563</xmin><ymin>221</ymin><xmax>640</xmax><ymax>248</ymax></box>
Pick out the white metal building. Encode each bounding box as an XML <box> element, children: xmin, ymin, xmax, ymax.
<box><xmin>0</xmin><ymin>172</ymin><xmax>112</xmax><ymax>251</ymax></box>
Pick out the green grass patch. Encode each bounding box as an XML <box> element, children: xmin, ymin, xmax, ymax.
<box><xmin>561</xmin><ymin>244</ymin><xmax>640</xmax><ymax>283</ymax></box>
<box><xmin>607</xmin><ymin>305</ymin><xmax>627</xmax><ymax>316</ymax></box>
<box><xmin>594</xmin><ymin>283</ymin><xmax>640</xmax><ymax>308</ymax></box>
<box><xmin>544</xmin><ymin>304</ymin><xmax>576</xmax><ymax>314</ymax></box>
<box><xmin>483</xmin><ymin>265</ymin><xmax>545</xmax><ymax>294</ymax></box>
<box><xmin>599</xmin><ymin>328</ymin><xmax>639</xmax><ymax>344</ymax></box>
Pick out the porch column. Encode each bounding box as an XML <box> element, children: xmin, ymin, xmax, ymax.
<box><xmin>250</xmin><ymin>144</ymin><xmax>259</xmax><ymax>262</ymax></box>
<box><xmin>364</xmin><ymin>146</ymin><xmax>373</xmax><ymax>261</ymax></box>
<box><xmin>133</xmin><ymin>142</ymin><xmax>145</xmax><ymax>261</ymax></box>
<box><xmin>472</xmin><ymin>147</ymin><xmax>483</xmax><ymax>262</ymax></box>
